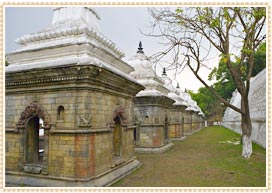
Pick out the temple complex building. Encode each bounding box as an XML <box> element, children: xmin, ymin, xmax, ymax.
<box><xmin>5</xmin><ymin>7</ymin><xmax>144</xmax><ymax>187</ymax></box>
<box><xmin>5</xmin><ymin>7</ymin><xmax>206</xmax><ymax>187</ymax></box>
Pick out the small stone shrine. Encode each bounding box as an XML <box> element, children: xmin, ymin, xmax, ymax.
<box><xmin>180</xmin><ymin>90</ymin><xmax>202</xmax><ymax>134</ymax></box>
<box><xmin>161</xmin><ymin>70</ymin><xmax>187</xmax><ymax>140</ymax></box>
<box><xmin>190</xmin><ymin>101</ymin><xmax>202</xmax><ymax>131</ymax></box>
<box><xmin>128</xmin><ymin>43</ymin><xmax>175</xmax><ymax>153</ymax></box>
<box><xmin>5</xmin><ymin>7</ymin><xmax>144</xmax><ymax>187</ymax></box>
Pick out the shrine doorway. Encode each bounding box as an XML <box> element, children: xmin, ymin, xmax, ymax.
<box><xmin>164</xmin><ymin>117</ymin><xmax>169</xmax><ymax>143</ymax></box>
<box><xmin>25</xmin><ymin>116</ymin><xmax>44</xmax><ymax>165</ymax></box>
<box><xmin>113</xmin><ymin>116</ymin><xmax>122</xmax><ymax>157</ymax></box>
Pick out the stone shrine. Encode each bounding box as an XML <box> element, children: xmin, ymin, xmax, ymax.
<box><xmin>161</xmin><ymin>69</ymin><xmax>187</xmax><ymax>140</ymax></box>
<box><xmin>5</xmin><ymin>7</ymin><xmax>144</xmax><ymax>187</ymax></box>
<box><xmin>128</xmin><ymin>43</ymin><xmax>175</xmax><ymax>153</ymax></box>
<box><xmin>180</xmin><ymin>90</ymin><xmax>204</xmax><ymax>135</ymax></box>
<box><xmin>5</xmin><ymin>7</ymin><xmax>207</xmax><ymax>187</ymax></box>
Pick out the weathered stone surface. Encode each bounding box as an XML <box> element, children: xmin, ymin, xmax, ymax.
<box><xmin>6</xmin><ymin>158</ymin><xmax>142</xmax><ymax>187</ymax></box>
<box><xmin>23</xmin><ymin>164</ymin><xmax>42</xmax><ymax>174</ymax></box>
<box><xmin>135</xmin><ymin>143</ymin><xmax>174</xmax><ymax>153</ymax></box>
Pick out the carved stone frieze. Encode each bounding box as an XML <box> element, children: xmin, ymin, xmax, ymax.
<box><xmin>6</xmin><ymin>75</ymin><xmax>89</xmax><ymax>87</ymax></box>
<box><xmin>15</xmin><ymin>26</ymin><xmax>124</xmax><ymax>59</ymax></box>
<box><xmin>78</xmin><ymin>113</ymin><xmax>92</xmax><ymax>127</ymax></box>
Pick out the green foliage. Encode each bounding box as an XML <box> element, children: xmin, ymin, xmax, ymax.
<box><xmin>176</xmin><ymin>8</ymin><xmax>184</xmax><ymax>13</ymax></box>
<box><xmin>252</xmin><ymin>7</ymin><xmax>266</xmax><ymax>19</ymax></box>
<box><xmin>211</xmin><ymin>18</ymin><xmax>220</xmax><ymax>28</ymax></box>
<box><xmin>188</xmin><ymin>88</ymin><xmax>218</xmax><ymax>117</ymax></box>
<box><xmin>252</xmin><ymin>42</ymin><xmax>266</xmax><ymax>76</ymax></box>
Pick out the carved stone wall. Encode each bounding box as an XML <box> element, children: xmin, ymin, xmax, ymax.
<box><xmin>5</xmin><ymin>7</ymin><xmax>144</xmax><ymax>187</ymax></box>
<box><xmin>5</xmin><ymin>65</ymin><xmax>144</xmax><ymax>184</ymax></box>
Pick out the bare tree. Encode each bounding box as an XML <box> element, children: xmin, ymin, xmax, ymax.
<box><xmin>148</xmin><ymin>7</ymin><xmax>266</xmax><ymax>158</ymax></box>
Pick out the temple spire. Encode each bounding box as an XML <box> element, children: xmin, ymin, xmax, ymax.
<box><xmin>162</xmin><ymin>67</ymin><xmax>167</xmax><ymax>76</ymax></box>
<box><xmin>137</xmin><ymin>41</ymin><xmax>144</xmax><ymax>54</ymax></box>
<box><xmin>176</xmin><ymin>83</ymin><xmax>180</xmax><ymax>89</ymax></box>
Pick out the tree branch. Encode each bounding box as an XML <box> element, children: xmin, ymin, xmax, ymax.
<box><xmin>186</xmin><ymin>56</ymin><xmax>244</xmax><ymax>114</ymax></box>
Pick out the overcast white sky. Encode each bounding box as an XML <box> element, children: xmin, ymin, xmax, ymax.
<box><xmin>5</xmin><ymin>6</ymin><xmax>217</xmax><ymax>92</ymax></box>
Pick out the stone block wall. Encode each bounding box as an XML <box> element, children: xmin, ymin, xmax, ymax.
<box><xmin>135</xmin><ymin>106</ymin><xmax>167</xmax><ymax>125</ymax></box>
<box><xmin>137</xmin><ymin>125</ymin><xmax>164</xmax><ymax>147</ymax></box>
<box><xmin>192</xmin><ymin>113</ymin><xmax>201</xmax><ymax>131</ymax></box>
<box><xmin>6</xmin><ymin>89</ymin><xmax>135</xmax><ymax>126</ymax></box>
<box><xmin>199</xmin><ymin>117</ymin><xmax>205</xmax><ymax>129</ymax></box>
<box><xmin>168</xmin><ymin>106</ymin><xmax>184</xmax><ymax>138</ymax></box>
<box><xmin>169</xmin><ymin>124</ymin><xmax>182</xmax><ymax>138</ymax></box>
<box><xmin>6</xmin><ymin>80</ymin><xmax>139</xmax><ymax>180</ymax></box>
<box><xmin>122</xmin><ymin>128</ymin><xmax>135</xmax><ymax>160</ymax></box>
<box><xmin>6</xmin><ymin>91</ymin><xmax>79</xmax><ymax>130</ymax></box>
<box><xmin>5</xmin><ymin>133</ymin><xmax>20</xmax><ymax>171</ymax></box>
<box><xmin>222</xmin><ymin>69</ymin><xmax>266</xmax><ymax>148</ymax></box>
<box><xmin>134</xmin><ymin>96</ymin><xmax>173</xmax><ymax>148</ymax></box>
<box><xmin>135</xmin><ymin>104</ymin><xmax>165</xmax><ymax>147</ymax></box>
<box><xmin>93</xmin><ymin>132</ymin><xmax>112</xmax><ymax>177</ymax></box>
<box><xmin>183</xmin><ymin>111</ymin><xmax>192</xmax><ymax>134</ymax></box>
<box><xmin>48</xmin><ymin>134</ymin><xmax>77</xmax><ymax>178</ymax></box>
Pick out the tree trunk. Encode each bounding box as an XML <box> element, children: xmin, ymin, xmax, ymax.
<box><xmin>242</xmin><ymin>134</ymin><xmax>252</xmax><ymax>158</ymax></box>
<box><xmin>241</xmin><ymin>97</ymin><xmax>253</xmax><ymax>158</ymax></box>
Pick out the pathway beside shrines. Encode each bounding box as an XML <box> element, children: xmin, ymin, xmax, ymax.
<box><xmin>112</xmin><ymin>126</ymin><xmax>266</xmax><ymax>187</ymax></box>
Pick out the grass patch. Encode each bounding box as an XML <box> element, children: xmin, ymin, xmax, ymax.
<box><xmin>111</xmin><ymin>126</ymin><xmax>266</xmax><ymax>187</ymax></box>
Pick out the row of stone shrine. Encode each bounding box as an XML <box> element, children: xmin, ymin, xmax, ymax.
<box><xmin>5</xmin><ymin>7</ymin><xmax>205</xmax><ymax>187</ymax></box>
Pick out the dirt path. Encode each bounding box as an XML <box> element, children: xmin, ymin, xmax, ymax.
<box><xmin>112</xmin><ymin>126</ymin><xmax>266</xmax><ymax>187</ymax></box>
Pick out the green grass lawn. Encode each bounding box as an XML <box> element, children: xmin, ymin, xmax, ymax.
<box><xmin>112</xmin><ymin>126</ymin><xmax>266</xmax><ymax>187</ymax></box>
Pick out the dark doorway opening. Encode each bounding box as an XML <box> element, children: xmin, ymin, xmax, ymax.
<box><xmin>164</xmin><ymin>117</ymin><xmax>169</xmax><ymax>143</ymax></box>
<box><xmin>26</xmin><ymin>116</ymin><xmax>44</xmax><ymax>165</ymax></box>
<box><xmin>133</xmin><ymin>127</ymin><xmax>137</xmax><ymax>144</ymax></box>
<box><xmin>113</xmin><ymin>116</ymin><xmax>122</xmax><ymax>157</ymax></box>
